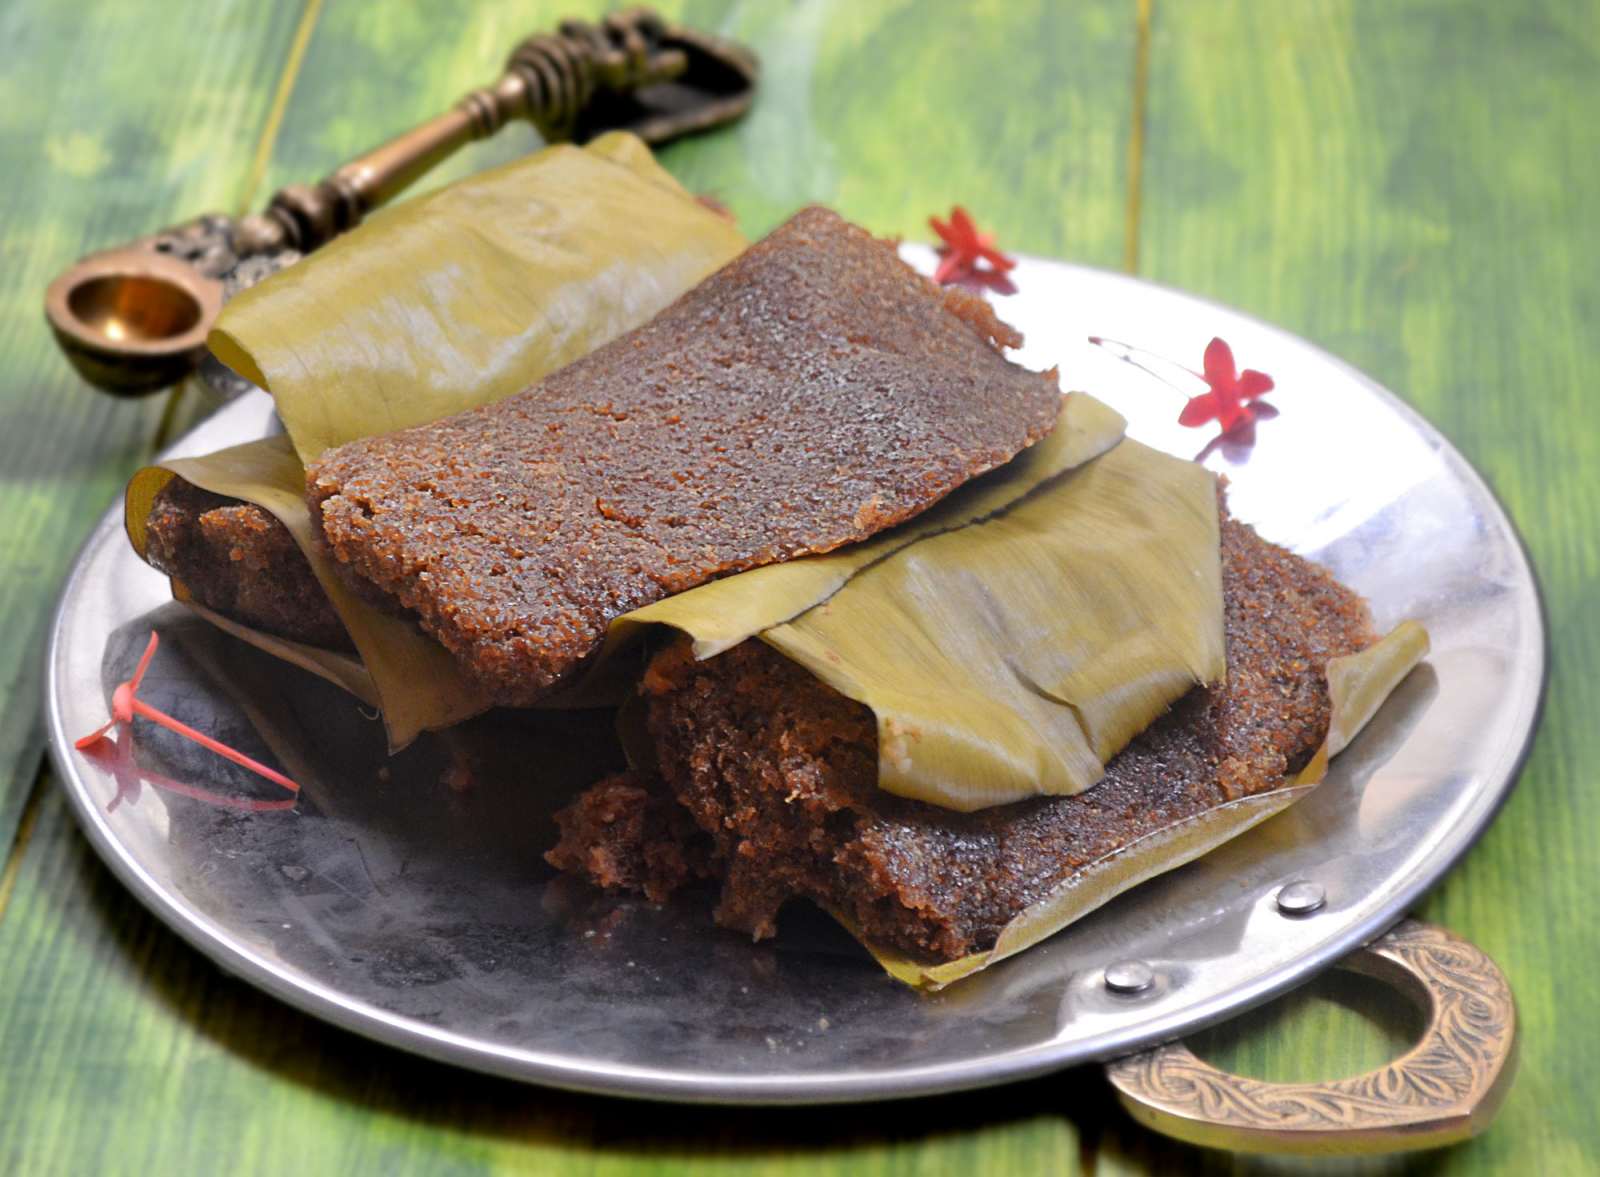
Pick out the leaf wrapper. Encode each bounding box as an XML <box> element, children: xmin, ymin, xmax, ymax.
<box><xmin>863</xmin><ymin>620</ymin><xmax>1431</xmax><ymax>990</ymax></box>
<box><xmin>210</xmin><ymin>133</ymin><xmax>748</xmax><ymax>464</ymax></box>
<box><xmin>763</xmin><ymin>437</ymin><xmax>1225</xmax><ymax>810</ymax></box>
<box><xmin>127</xmin><ymin>135</ymin><xmax>746</xmax><ymax>744</ymax></box>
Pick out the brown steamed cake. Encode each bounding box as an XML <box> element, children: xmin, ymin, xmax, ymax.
<box><xmin>305</xmin><ymin>206</ymin><xmax>1062</xmax><ymax>705</ymax></box>
<box><xmin>144</xmin><ymin>478</ymin><xmax>350</xmax><ymax>650</ymax></box>
<box><xmin>136</xmin><ymin>200</ymin><xmax>1380</xmax><ymax>972</ymax></box>
<box><xmin>546</xmin><ymin>512</ymin><xmax>1376</xmax><ymax>965</ymax></box>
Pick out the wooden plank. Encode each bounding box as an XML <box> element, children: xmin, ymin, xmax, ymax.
<box><xmin>0</xmin><ymin>0</ymin><xmax>314</xmax><ymax>849</ymax></box>
<box><xmin>1117</xmin><ymin>0</ymin><xmax>1600</xmax><ymax>1171</ymax></box>
<box><xmin>664</xmin><ymin>0</ymin><xmax>1135</xmax><ymax>254</ymax></box>
<box><xmin>0</xmin><ymin>1</ymin><xmax>1137</xmax><ymax>1173</ymax></box>
<box><xmin>256</xmin><ymin>0</ymin><xmax>1134</xmax><ymax>258</ymax></box>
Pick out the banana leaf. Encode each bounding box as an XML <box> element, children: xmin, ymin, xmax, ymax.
<box><xmin>127</xmin><ymin>134</ymin><xmax>746</xmax><ymax>745</ymax></box>
<box><xmin>209</xmin><ymin>132</ymin><xmax>748</xmax><ymax>464</ymax></box>
<box><xmin>864</xmin><ymin>620</ymin><xmax>1431</xmax><ymax>989</ymax></box>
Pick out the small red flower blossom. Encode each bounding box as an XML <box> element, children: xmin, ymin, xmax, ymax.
<box><xmin>1088</xmin><ymin>334</ymin><xmax>1280</xmax><ymax>460</ymax></box>
<box><xmin>1178</xmin><ymin>337</ymin><xmax>1275</xmax><ymax>436</ymax></box>
<box><xmin>76</xmin><ymin>631</ymin><xmax>300</xmax><ymax>801</ymax></box>
<box><xmin>930</xmin><ymin>206</ymin><xmax>1017</xmax><ymax>291</ymax></box>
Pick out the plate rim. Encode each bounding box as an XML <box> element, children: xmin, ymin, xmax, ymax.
<box><xmin>42</xmin><ymin>257</ymin><xmax>1548</xmax><ymax>1104</ymax></box>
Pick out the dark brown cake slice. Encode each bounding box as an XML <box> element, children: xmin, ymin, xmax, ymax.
<box><xmin>144</xmin><ymin>479</ymin><xmax>349</xmax><ymax>650</ymax></box>
<box><xmin>547</xmin><ymin>514</ymin><xmax>1375</xmax><ymax>964</ymax></box>
<box><xmin>307</xmin><ymin>207</ymin><xmax>1062</xmax><ymax>706</ymax></box>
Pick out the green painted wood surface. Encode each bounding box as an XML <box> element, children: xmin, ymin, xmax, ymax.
<box><xmin>0</xmin><ymin>0</ymin><xmax>312</xmax><ymax>851</ymax></box>
<box><xmin>1125</xmin><ymin>3</ymin><xmax>1598</xmax><ymax>1172</ymax></box>
<box><xmin>0</xmin><ymin>1</ymin><xmax>1593</xmax><ymax>1173</ymax></box>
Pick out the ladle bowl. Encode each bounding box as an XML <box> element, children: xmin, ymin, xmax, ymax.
<box><xmin>44</xmin><ymin>248</ymin><xmax>222</xmax><ymax>396</ymax></box>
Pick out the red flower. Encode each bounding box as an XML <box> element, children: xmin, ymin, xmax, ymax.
<box><xmin>76</xmin><ymin>631</ymin><xmax>300</xmax><ymax>801</ymax></box>
<box><xmin>930</xmin><ymin>206</ymin><xmax>1016</xmax><ymax>291</ymax></box>
<box><xmin>1179</xmin><ymin>337</ymin><xmax>1275</xmax><ymax>435</ymax></box>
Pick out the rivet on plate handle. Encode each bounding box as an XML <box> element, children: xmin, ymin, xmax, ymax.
<box><xmin>1103</xmin><ymin>920</ymin><xmax>1518</xmax><ymax>1156</ymax></box>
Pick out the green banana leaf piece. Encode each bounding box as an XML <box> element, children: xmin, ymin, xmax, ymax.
<box><xmin>760</xmin><ymin>438</ymin><xmax>1224</xmax><ymax>810</ymax></box>
<box><xmin>209</xmin><ymin>132</ymin><xmax>747</xmax><ymax>464</ymax></box>
<box><xmin>865</xmin><ymin>620</ymin><xmax>1431</xmax><ymax>989</ymax></box>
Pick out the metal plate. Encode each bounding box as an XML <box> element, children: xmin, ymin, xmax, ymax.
<box><xmin>43</xmin><ymin>254</ymin><xmax>1545</xmax><ymax>1104</ymax></box>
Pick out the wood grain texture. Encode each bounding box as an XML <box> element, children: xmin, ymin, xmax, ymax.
<box><xmin>0</xmin><ymin>0</ymin><xmax>311</xmax><ymax>849</ymax></box>
<box><xmin>1111</xmin><ymin>1</ymin><xmax>1599</xmax><ymax>1172</ymax></box>
<box><xmin>255</xmin><ymin>0</ymin><xmax>1134</xmax><ymax>258</ymax></box>
<box><xmin>1</xmin><ymin>0</ymin><xmax>1594</xmax><ymax>1173</ymax></box>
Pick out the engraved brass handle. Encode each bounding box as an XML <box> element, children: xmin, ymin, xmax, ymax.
<box><xmin>44</xmin><ymin>7</ymin><xmax>757</xmax><ymax>395</ymax></box>
<box><xmin>1104</xmin><ymin>920</ymin><xmax>1518</xmax><ymax>1156</ymax></box>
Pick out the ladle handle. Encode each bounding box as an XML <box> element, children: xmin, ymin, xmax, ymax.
<box><xmin>231</xmin><ymin>7</ymin><xmax>702</xmax><ymax>258</ymax></box>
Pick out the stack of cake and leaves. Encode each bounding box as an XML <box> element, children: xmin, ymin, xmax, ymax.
<box><xmin>125</xmin><ymin>134</ymin><xmax>1425</xmax><ymax>988</ymax></box>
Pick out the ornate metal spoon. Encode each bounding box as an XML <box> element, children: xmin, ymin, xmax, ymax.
<box><xmin>43</xmin><ymin>7</ymin><xmax>756</xmax><ymax>396</ymax></box>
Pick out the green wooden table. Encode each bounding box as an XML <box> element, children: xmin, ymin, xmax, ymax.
<box><xmin>1</xmin><ymin>1</ymin><xmax>1594</xmax><ymax>1172</ymax></box>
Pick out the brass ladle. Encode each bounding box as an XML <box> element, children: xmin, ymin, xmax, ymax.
<box><xmin>44</xmin><ymin>8</ymin><xmax>757</xmax><ymax>396</ymax></box>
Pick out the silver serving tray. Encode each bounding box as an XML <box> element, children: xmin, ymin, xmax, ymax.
<box><xmin>44</xmin><ymin>254</ymin><xmax>1544</xmax><ymax>1104</ymax></box>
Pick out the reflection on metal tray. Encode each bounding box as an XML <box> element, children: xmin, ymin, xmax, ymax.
<box><xmin>44</xmin><ymin>255</ymin><xmax>1543</xmax><ymax>1103</ymax></box>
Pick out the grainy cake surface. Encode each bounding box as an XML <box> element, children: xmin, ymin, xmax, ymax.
<box><xmin>144</xmin><ymin>479</ymin><xmax>350</xmax><ymax>649</ymax></box>
<box><xmin>547</xmin><ymin>515</ymin><xmax>1376</xmax><ymax>964</ymax></box>
<box><xmin>308</xmin><ymin>207</ymin><xmax>1061</xmax><ymax>705</ymax></box>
